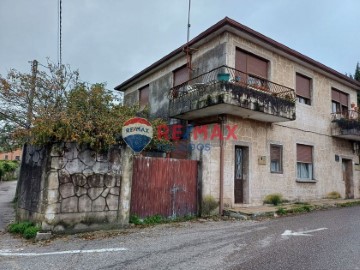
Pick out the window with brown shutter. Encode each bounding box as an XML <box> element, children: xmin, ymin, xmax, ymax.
<box><xmin>139</xmin><ymin>85</ymin><xmax>149</xmax><ymax>108</ymax></box>
<box><xmin>235</xmin><ymin>49</ymin><xmax>268</xmax><ymax>79</ymax></box>
<box><xmin>270</xmin><ymin>144</ymin><xmax>282</xmax><ymax>173</ymax></box>
<box><xmin>173</xmin><ymin>65</ymin><xmax>189</xmax><ymax>87</ymax></box>
<box><xmin>296</xmin><ymin>73</ymin><xmax>311</xmax><ymax>105</ymax></box>
<box><xmin>331</xmin><ymin>88</ymin><xmax>348</xmax><ymax>114</ymax></box>
<box><xmin>297</xmin><ymin>144</ymin><xmax>313</xmax><ymax>179</ymax></box>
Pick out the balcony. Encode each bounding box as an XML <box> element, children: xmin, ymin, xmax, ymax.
<box><xmin>168</xmin><ymin>65</ymin><xmax>296</xmax><ymax>122</ymax></box>
<box><xmin>331</xmin><ymin>111</ymin><xmax>360</xmax><ymax>141</ymax></box>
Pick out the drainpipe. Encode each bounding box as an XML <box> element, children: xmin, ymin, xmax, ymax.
<box><xmin>219</xmin><ymin>115</ymin><xmax>225</xmax><ymax>216</ymax></box>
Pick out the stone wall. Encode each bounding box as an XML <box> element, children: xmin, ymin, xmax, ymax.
<box><xmin>17</xmin><ymin>143</ymin><xmax>132</xmax><ymax>232</ymax></box>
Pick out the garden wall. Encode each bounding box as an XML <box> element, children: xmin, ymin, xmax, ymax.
<box><xmin>17</xmin><ymin>143</ymin><xmax>133</xmax><ymax>233</ymax></box>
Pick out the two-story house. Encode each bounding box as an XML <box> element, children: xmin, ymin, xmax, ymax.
<box><xmin>115</xmin><ymin>17</ymin><xmax>360</xmax><ymax>210</ymax></box>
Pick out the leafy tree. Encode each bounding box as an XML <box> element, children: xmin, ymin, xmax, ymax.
<box><xmin>0</xmin><ymin>160</ymin><xmax>19</xmax><ymax>181</ymax></box>
<box><xmin>0</xmin><ymin>60</ymin><xmax>169</xmax><ymax>152</ymax></box>
<box><xmin>0</xmin><ymin>60</ymin><xmax>79</xmax><ymax>151</ymax></box>
<box><xmin>355</xmin><ymin>62</ymin><xmax>360</xmax><ymax>82</ymax></box>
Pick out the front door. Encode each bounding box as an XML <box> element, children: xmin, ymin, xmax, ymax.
<box><xmin>342</xmin><ymin>159</ymin><xmax>354</xmax><ymax>199</ymax></box>
<box><xmin>234</xmin><ymin>146</ymin><xmax>245</xmax><ymax>203</ymax></box>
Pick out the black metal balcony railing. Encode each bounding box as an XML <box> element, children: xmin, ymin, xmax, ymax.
<box><xmin>169</xmin><ymin>66</ymin><xmax>296</xmax><ymax>121</ymax></box>
<box><xmin>331</xmin><ymin>110</ymin><xmax>360</xmax><ymax>130</ymax></box>
<box><xmin>168</xmin><ymin>65</ymin><xmax>296</xmax><ymax>102</ymax></box>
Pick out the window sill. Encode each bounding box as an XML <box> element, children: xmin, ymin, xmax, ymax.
<box><xmin>271</xmin><ymin>171</ymin><xmax>283</xmax><ymax>174</ymax></box>
<box><xmin>296</xmin><ymin>179</ymin><xmax>317</xmax><ymax>183</ymax></box>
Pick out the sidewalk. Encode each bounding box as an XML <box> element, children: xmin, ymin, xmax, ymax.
<box><xmin>224</xmin><ymin>198</ymin><xmax>360</xmax><ymax>219</ymax></box>
<box><xmin>0</xmin><ymin>181</ymin><xmax>17</xmax><ymax>232</ymax></box>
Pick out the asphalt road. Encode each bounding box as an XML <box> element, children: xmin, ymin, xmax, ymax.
<box><xmin>0</xmin><ymin>181</ymin><xmax>17</xmax><ymax>232</ymax></box>
<box><xmin>0</xmin><ymin>191</ymin><xmax>359</xmax><ymax>269</ymax></box>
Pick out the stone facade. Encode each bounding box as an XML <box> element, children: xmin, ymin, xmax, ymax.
<box><xmin>118</xmin><ymin>19</ymin><xmax>360</xmax><ymax>207</ymax></box>
<box><xmin>17</xmin><ymin>143</ymin><xmax>132</xmax><ymax>232</ymax></box>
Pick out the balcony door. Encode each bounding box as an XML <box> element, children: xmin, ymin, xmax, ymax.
<box><xmin>235</xmin><ymin>49</ymin><xmax>269</xmax><ymax>89</ymax></box>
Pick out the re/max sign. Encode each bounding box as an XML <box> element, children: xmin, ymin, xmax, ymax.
<box><xmin>156</xmin><ymin>124</ymin><xmax>238</xmax><ymax>141</ymax></box>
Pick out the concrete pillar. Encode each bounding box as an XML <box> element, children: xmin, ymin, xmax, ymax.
<box><xmin>118</xmin><ymin>146</ymin><xmax>133</xmax><ymax>225</ymax></box>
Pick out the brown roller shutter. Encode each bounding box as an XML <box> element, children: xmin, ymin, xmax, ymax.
<box><xmin>173</xmin><ymin>65</ymin><xmax>189</xmax><ymax>87</ymax></box>
<box><xmin>340</xmin><ymin>92</ymin><xmax>348</xmax><ymax>106</ymax></box>
<box><xmin>331</xmin><ymin>89</ymin><xmax>340</xmax><ymax>102</ymax></box>
<box><xmin>235</xmin><ymin>49</ymin><xmax>247</xmax><ymax>73</ymax></box>
<box><xmin>139</xmin><ymin>85</ymin><xmax>149</xmax><ymax>107</ymax></box>
<box><xmin>270</xmin><ymin>145</ymin><xmax>281</xmax><ymax>160</ymax></box>
<box><xmin>296</xmin><ymin>74</ymin><xmax>311</xmax><ymax>99</ymax></box>
<box><xmin>297</xmin><ymin>144</ymin><xmax>312</xmax><ymax>163</ymax></box>
<box><xmin>247</xmin><ymin>54</ymin><xmax>268</xmax><ymax>79</ymax></box>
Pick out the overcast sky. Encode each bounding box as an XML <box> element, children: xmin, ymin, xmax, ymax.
<box><xmin>0</xmin><ymin>0</ymin><xmax>359</xmax><ymax>92</ymax></box>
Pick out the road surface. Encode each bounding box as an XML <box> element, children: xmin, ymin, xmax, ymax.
<box><xmin>0</xmin><ymin>195</ymin><xmax>359</xmax><ymax>269</ymax></box>
<box><xmin>0</xmin><ymin>181</ymin><xmax>17</xmax><ymax>232</ymax></box>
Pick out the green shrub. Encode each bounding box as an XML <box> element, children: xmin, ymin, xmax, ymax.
<box><xmin>23</xmin><ymin>226</ymin><xmax>39</xmax><ymax>239</ymax></box>
<box><xmin>143</xmin><ymin>215</ymin><xmax>163</xmax><ymax>224</ymax></box>
<box><xmin>263</xmin><ymin>194</ymin><xmax>283</xmax><ymax>206</ymax></box>
<box><xmin>202</xmin><ymin>195</ymin><xmax>218</xmax><ymax>216</ymax></box>
<box><xmin>129</xmin><ymin>215</ymin><xmax>142</xmax><ymax>225</ymax></box>
<box><xmin>325</xmin><ymin>191</ymin><xmax>341</xmax><ymax>199</ymax></box>
<box><xmin>276</xmin><ymin>207</ymin><xmax>287</xmax><ymax>215</ymax></box>
<box><xmin>8</xmin><ymin>221</ymin><xmax>34</xmax><ymax>234</ymax></box>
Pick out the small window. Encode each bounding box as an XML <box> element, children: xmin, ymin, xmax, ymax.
<box><xmin>4</xmin><ymin>155</ymin><xmax>8</xmax><ymax>160</ymax></box>
<box><xmin>297</xmin><ymin>144</ymin><xmax>313</xmax><ymax>179</ymax></box>
<box><xmin>270</xmin><ymin>144</ymin><xmax>282</xmax><ymax>173</ymax></box>
<box><xmin>139</xmin><ymin>85</ymin><xmax>149</xmax><ymax>108</ymax></box>
<box><xmin>15</xmin><ymin>156</ymin><xmax>20</xmax><ymax>161</ymax></box>
<box><xmin>296</xmin><ymin>73</ymin><xmax>311</xmax><ymax>105</ymax></box>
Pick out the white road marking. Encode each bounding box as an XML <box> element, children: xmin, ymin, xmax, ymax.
<box><xmin>282</xmin><ymin>228</ymin><xmax>328</xmax><ymax>236</ymax></box>
<box><xmin>0</xmin><ymin>247</ymin><xmax>128</xmax><ymax>257</ymax></box>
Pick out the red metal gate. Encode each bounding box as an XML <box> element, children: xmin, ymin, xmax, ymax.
<box><xmin>131</xmin><ymin>156</ymin><xmax>198</xmax><ymax>218</ymax></box>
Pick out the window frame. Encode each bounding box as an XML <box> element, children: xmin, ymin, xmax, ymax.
<box><xmin>296</xmin><ymin>144</ymin><xmax>314</xmax><ymax>181</ymax></box>
<box><xmin>270</xmin><ymin>144</ymin><xmax>283</xmax><ymax>174</ymax></box>
<box><xmin>138</xmin><ymin>85</ymin><xmax>149</xmax><ymax>109</ymax></box>
<box><xmin>295</xmin><ymin>73</ymin><xmax>312</xmax><ymax>106</ymax></box>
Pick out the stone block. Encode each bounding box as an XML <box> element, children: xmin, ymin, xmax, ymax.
<box><xmin>35</xmin><ymin>232</ymin><xmax>52</xmax><ymax>241</ymax></box>
<box><xmin>64</xmin><ymin>142</ymin><xmax>78</xmax><ymax>160</ymax></box>
<box><xmin>75</xmin><ymin>186</ymin><xmax>87</xmax><ymax>197</ymax></box>
<box><xmin>106</xmin><ymin>194</ymin><xmax>119</xmax><ymax>211</ymax></box>
<box><xmin>109</xmin><ymin>187</ymin><xmax>120</xmax><ymax>195</ymax></box>
<box><xmin>92</xmin><ymin>197</ymin><xmax>106</xmax><ymax>211</ymax></box>
<box><xmin>104</xmin><ymin>173</ymin><xmax>116</xmax><ymax>187</ymax></box>
<box><xmin>51</xmin><ymin>157</ymin><xmax>63</xmax><ymax>170</ymax></box>
<box><xmin>88</xmin><ymin>187</ymin><xmax>104</xmax><ymax>200</ymax></box>
<box><xmin>102</xmin><ymin>187</ymin><xmax>110</xmax><ymax>197</ymax></box>
<box><xmin>78</xmin><ymin>149</ymin><xmax>97</xmax><ymax>167</ymax></box>
<box><xmin>61</xmin><ymin>197</ymin><xmax>78</xmax><ymax>213</ymax></box>
<box><xmin>50</xmin><ymin>143</ymin><xmax>64</xmax><ymax>157</ymax></box>
<box><xmin>79</xmin><ymin>195</ymin><xmax>92</xmax><ymax>212</ymax></box>
<box><xmin>47</xmin><ymin>189</ymin><xmax>60</xmax><ymax>204</ymax></box>
<box><xmin>115</xmin><ymin>176</ymin><xmax>122</xmax><ymax>187</ymax></box>
<box><xmin>93</xmin><ymin>162</ymin><xmax>110</xmax><ymax>174</ymax></box>
<box><xmin>72</xmin><ymin>173</ymin><xmax>87</xmax><ymax>187</ymax></box>
<box><xmin>45</xmin><ymin>203</ymin><xmax>60</xmax><ymax>214</ymax></box>
<box><xmin>47</xmin><ymin>170</ymin><xmax>59</xmax><ymax>189</ymax></box>
<box><xmin>53</xmin><ymin>225</ymin><xmax>65</xmax><ymax>232</ymax></box>
<box><xmin>59</xmin><ymin>170</ymin><xmax>71</xmax><ymax>184</ymax></box>
<box><xmin>59</xmin><ymin>183</ymin><xmax>75</xmax><ymax>198</ymax></box>
<box><xmin>88</xmin><ymin>174</ymin><xmax>104</xmax><ymax>187</ymax></box>
<box><xmin>65</xmin><ymin>159</ymin><xmax>86</xmax><ymax>174</ymax></box>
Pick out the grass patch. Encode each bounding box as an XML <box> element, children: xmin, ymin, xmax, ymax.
<box><xmin>325</xmin><ymin>191</ymin><xmax>341</xmax><ymax>199</ymax></box>
<box><xmin>263</xmin><ymin>193</ymin><xmax>283</xmax><ymax>206</ymax></box>
<box><xmin>8</xmin><ymin>221</ymin><xmax>40</xmax><ymax>239</ymax></box>
<box><xmin>202</xmin><ymin>195</ymin><xmax>218</xmax><ymax>216</ymax></box>
<box><xmin>336</xmin><ymin>201</ymin><xmax>360</xmax><ymax>207</ymax></box>
<box><xmin>129</xmin><ymin>214</ymin><xmax>196</xmax><ymax>226</ymax></box>
<box><xmin>276</xmin><ymin>207</ymin><xmax>287</xmax><ymax>215</ymax></box>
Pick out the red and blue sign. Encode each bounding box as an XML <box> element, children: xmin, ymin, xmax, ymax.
<box><xmin>122</xmin><ymin>117</ymin><xmax>153</xmax><ymax>153</ymax></box>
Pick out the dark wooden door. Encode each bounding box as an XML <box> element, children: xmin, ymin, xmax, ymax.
<box><xmin>234</xmin><ymin>146</ymin><xmax>244</xmax><ymax>203</ymax></box>
<box><xmin>342</xmin><ymin>159</ymin><xmax>354</xmax><ymax>199</ymax></box>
